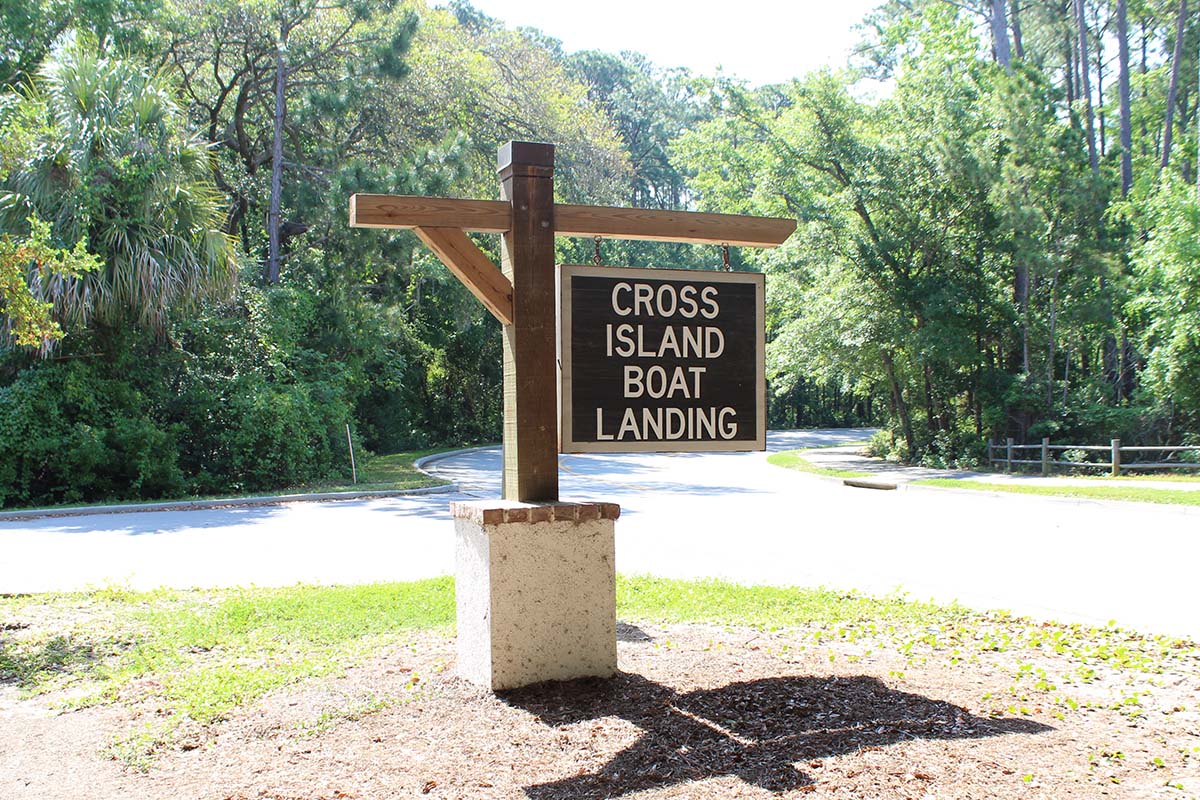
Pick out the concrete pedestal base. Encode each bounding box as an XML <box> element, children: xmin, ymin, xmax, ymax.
<box><xmin>451</xmin><ymin>500</ymin><xmax>620</xmax><ymax>691</ymax></box>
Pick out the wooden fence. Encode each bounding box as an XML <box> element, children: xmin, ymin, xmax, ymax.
<box><xmin>987</xmin><ymin>438</ymin><xmax>1200</xmax><ymax>476</ymax></box>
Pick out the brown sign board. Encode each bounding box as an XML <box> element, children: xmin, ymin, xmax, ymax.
<box><xmin>558</xmin><ymin>265</ymin><xmax>765</xmax><ymax>453</ymax></box>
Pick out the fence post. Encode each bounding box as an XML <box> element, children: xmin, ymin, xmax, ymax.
<box><xmin>1006</xmin><ymin>437</ymin><xmax>1014</xmax><ymax>473</ymax></box>
<box><xmin>987</xmin><ymin>439</ymin><xmax>993</xmax><ymax>468</ymax></box>
<box><xmin>1041</xmin><ymin>437</ymin><xmax>1050</xmax><ymax>476</ymax></box>
<box><xmin>1111</xmin><ymin>438</ymin><xmax>1121</xmax><ymax>477</ymax></box>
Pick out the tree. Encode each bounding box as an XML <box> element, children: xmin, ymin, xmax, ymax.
<box><xmin>157</xmin><ymin>0</ymin><xmax>418</xmax><ymax>282</ymax></box>
<box><xmin>0</xmin><ymin>36</ymin><xmax>236</xmax><ymax>336</ymax></box>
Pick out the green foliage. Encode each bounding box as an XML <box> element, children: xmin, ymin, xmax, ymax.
<box><xmin>1128</xmin><ymin>177</ymin><xmax>1200</xmax><ymax>431</ymax></box>
<box><xmin>0</xmin><ymin>216</ymin><xmax>100</xmax><ymax>346</ymax></box>
<box><xmin>0</xmin><ymin>357</ymin><xmax>186</xmax><ymax>507</ymax></box>
<box><xmin>2</xmin><ymin>0</ymin><xmax>1199</xmax><ymax>504</ymax></box>
<box><xmin>0</xmin><ymin>35</ymin><xmax>236</xmax><ymax>334</ymax></box>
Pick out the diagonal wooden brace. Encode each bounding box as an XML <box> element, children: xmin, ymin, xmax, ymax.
<box><xmin>414</xmin><ymin>226</ymin><xmax>514</xmax><ymax>326</ymax></box>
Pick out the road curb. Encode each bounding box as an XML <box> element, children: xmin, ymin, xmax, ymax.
<box><xmin>0</xmin><ymin>483</ymin><xmax>459</xmax><ymax>523</ymax></box>
<box><xmin>414</xmin><ymin>445</ymin><xmax>499</xmax><ymax>476</ymax></box>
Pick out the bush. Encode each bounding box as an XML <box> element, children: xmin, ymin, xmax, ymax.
<box><xmin>0</xmin><ymin>360</ymin><xmax>185</xmax><ymax>507</ymax></box>
<box><xmin>866</xmin><ymin>429</ymin><xmax>908</xmax><ymax>462</ymax></box>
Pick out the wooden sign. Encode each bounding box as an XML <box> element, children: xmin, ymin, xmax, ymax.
<box><xmin>558</xmin><ymin>265</ymin><xmax>765</xmax><ymax>453</ymax></box>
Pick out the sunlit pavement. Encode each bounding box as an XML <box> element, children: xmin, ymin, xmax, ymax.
<box><xmin>3</xmin><ymin>428</ymin><xmax>1198</xmax><ymax>640</ymax></box>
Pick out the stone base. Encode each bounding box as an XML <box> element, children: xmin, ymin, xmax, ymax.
<box><xmin>451</xmin><ymin>500</ymin><xmax>620</xmax><ymax>691</ymax></box>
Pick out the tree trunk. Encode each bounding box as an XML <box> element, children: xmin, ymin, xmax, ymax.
<box><xmin>266</xmin><ymin>35</ymin><xmax>287</xmax><ymax>285</ymax></box>
<box><xmin>1062</xmin><ymin>348</ymin><xmax>1070</xmax><ymax>405</ymax></box>
<box><xmin>992</xmin><ymin>0</ymin><xmax>1013</xmax><ymax>70</ymax></box>
<box><xmin>1011</xmin><ymin>0</ymin><xmax>1025</xmax><ymax>59</ymax></box>
<box><xmin>1047</xmin><ymin>271</ymin><xmax>1059</xmax><ymax>413</ymax></box>
<box><xmin>1117</xmin><ymin>0</ymin><xmax>1133</xmax><ymax>194</ymax></box>
<box><xmin>1015</xmin><ymin>256</ymin><xmax>1029</xmax><ymax>374</ymax></box>
<box><xmin>1075</xmin><ymin>0</ymin><xmax>1100</xmax><ymax>176</ymax></box>
<box><xmin>1121</xmin><ymin>328</ymin><xmax>1137</xmax><ymax>400</ymax></box>
<box><xmin>1096</xmin><ymin>14</ymin><xmax>1106</xmax><ymax>158</ymax></box>
<box><xmin>882</xmin><ymin>351</ymin><xmax>915</xmax><ymax>455</ymax></box>
<box><xmin>1162</xmin><ymin>0</ymin><xmax>1188</xmax><ymax>172</ymax></box>
<box><xmin>1064</xmin><ymin>27</ymin><xmax>1076</xmax><ymax>105</ymax></box>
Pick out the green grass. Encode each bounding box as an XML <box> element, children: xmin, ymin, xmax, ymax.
<box><xmin>0</xmin><ymin>579</ymin><xmax>456</xmax><ymax>763</ymax></box>
<box><xmin>617</xmin><ymin>576</ymin><xmax>967</xmax><ymax>628</ymax></box>
<box><xmin>914</xmin><ymin>478</ymin><xmax>1200</xmax><ymax>506</ymax></box>
<box><xmin>298</xmin><ymin>447</ymin><xmax>451</xmax><ymax>494</ymax></box>
<box><xmin>767</xmin><ymin>447</ymin><xmax>873</xmax><ymax>479</ymax></box>
<box><xmin>1057</xmin><ymin>470</ymin><xmax>1200</xmax><ymax>483</ymax></box>
<box><xmin>4</xmin><ymin>575</ymin><xmax>1194</xmax><ymax>768</ymax></box>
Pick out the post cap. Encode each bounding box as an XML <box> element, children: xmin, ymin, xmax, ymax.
<box><xmin>497</xmin><ymin>141</ymin><xmax>555</xmax><ymax>172</ymax></box>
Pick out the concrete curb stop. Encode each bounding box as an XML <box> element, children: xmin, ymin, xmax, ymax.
<box><xmin>842</xmin><ymin>478</ymin><xmax>899</xmax><ymax>491</ymax></box>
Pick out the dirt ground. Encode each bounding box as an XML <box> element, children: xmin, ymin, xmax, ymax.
<box><xmin>2</xmin><ymin>621</ymin><xmax>1199</xmax><ymax>800</ymax></box>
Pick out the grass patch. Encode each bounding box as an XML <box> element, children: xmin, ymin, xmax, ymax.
<box><xmin>297</xmin><ymin>447</ymin><xmax>451</xmax><ymax>494</ymax></box>
<box><xmin>1053</xmin><ymin>470</ymin><xmax>1200</xmax><ymax>483</ymax></box>
<box><xmin>4</xmin><ymin>575</ymin><xmax>1195</xmax><ymax>768</ymax></box>
<box><xmin>617</xmin><ymin>576</ymin><xmax>967</xmax><ymax>628</ymax></box>
<box><xmin>0</xmin><ymin>580</ymin><xmax>455</xmax><ymax>764</ymax></box>
<box><xmin>767</xmin><ymin>447</ymin><xmax>873</xmax><ymax>479</ymax></box>
<box><xmin>914</xmin><ymin>478</ymin><xmax>1200</xmax><ymax>506</ymax></box>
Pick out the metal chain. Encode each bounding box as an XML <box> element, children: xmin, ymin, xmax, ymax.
<box><xmin>593</xmin><ymin>236</ymin><xmax>603</xmax><ymax>267</ymax></box>
<box><xmin>721</xmin><ymin>244</ymin><xmax>731</xmax><ymax>272</ymax></box>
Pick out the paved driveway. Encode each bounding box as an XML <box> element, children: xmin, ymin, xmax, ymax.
<box><xmin>3</xmin><ymin>428</ymin><xmax>1197</xmax><ymax>640</ymax></box>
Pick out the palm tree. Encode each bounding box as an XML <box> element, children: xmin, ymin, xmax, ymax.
<box><xmin>0</xmin><ymin>34</ymin><xmax>237</xmax><ymax>337</ymax></box>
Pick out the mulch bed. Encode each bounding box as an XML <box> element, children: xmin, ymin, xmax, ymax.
<box><xmin>3</xmin><ymin>621</ymin><xmax>1199</xmax><ymax>799</ymax></box>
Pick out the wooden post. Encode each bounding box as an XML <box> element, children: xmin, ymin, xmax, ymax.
<box><xmin>1006</xmin><ymin>437</ymin><xmax>1014</xmax><ymax>473</ymax></box>
<box><xmin>497</xmin><ymin>142</ymin><xmax>558</xmax><ymax>502</ymax></box>
<box><xmin>1041</xmin><ymin>437</ymin><xmax>1050</xmax><ymax>476</ymax></box>
<box><xmin>1111</xmin><ymin>438</ymin><xmax>1121</xmax><ymax>477</ymax></box>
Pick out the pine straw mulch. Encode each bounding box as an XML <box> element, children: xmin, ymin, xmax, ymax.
<box><xmin>3</xmin><ymin>620</ymin><xmax>1200</xmax><ymax>800</ymax></box>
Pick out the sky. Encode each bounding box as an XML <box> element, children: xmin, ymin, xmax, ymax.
<box><xmin>448</xmin><ymin>0</ymin><xmax>881</xmax><ymax>86</ymax></box>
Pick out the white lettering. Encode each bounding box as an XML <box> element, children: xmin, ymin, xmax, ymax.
<box><xmin>646</xmin><ymin>365</ymin><xmax>667</xmax><ymax>398</ymax></box>
<box><xmin>618</xmin><ymin>407</ymin><xmax>641</xmax><ymax>439</ymax></box>
<box><xmin>666</xmin><ymin>408</ymin><xmax>687</xmax><ymax>439</ymax></box>
<box><xmin>700</xmin><ymin>286</ymin><xmax>720</xmax><ymax>319</ymax></box>
<box><xmin>678</xmin><ymin>285</ymin><xmax>699</xmax><ymax>318</ymax></box>
<box><xmin>658</xmin><ymin>326</ymin><xmax>680</xmax><ymax>358</ymax></box>
<box><xmin>642</xmin><ymin>407</ymin><xmax>662</xmax><ymax>439</ymax></box>
<box><xmin>634</xmin><ymin>283</ymin><xmax>655</xmax><ymax>316</ymax></box>
<box><xmin>614</xmin><ymin>324</ymin><xmax>635</xmax><ymax>357</ymax></box>
<box><xmin>655</xmin><ymin>284</ymin><xmax>677</xmax><ymax>317</ymax></box>
<box><xmin>623</xmin><ymin>365</ymin><xmax>644</xmax><ymax>398</ymax></box>
<box><xmin>719</xmin><ymin>407</ymin><xmax>737</xmax><ymax>439</ymax></box>
<box><xmin>596</xmin><ymin>408</ymin><xmax>614</xmax><ymax>440</ymax></box>
<box><xmin>705</xmin><ymin>327</ymin><xmax>725</xmax><ymax>358</ymax></box>
<box><xmin>612</xmin><ymin>282</ymin><xmax>633</xmax><ymax>315</ymax></box>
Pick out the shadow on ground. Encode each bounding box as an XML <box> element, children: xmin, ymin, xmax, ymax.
<box><xmin>502</xmin><ymin>671</ymin><xmax>1050</xmax><ymax>799</ymax></box>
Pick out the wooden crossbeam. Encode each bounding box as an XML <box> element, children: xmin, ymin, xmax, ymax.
<box><xmin>413</xmin><ymin>227</ymin><xmax>513</xmax><ymax>325</ymax></box>
<box><xmin>350</xmin><ymin>194</ymin><xmax>796</xmax><ymax>247</ymax></box>
<box><xmin>351</xmin><ymin>194</ymin><xmax>510</xmax><ymax>233</ymax></box>
<box><xmin>554</xmin><ymin>204</ymin><xmax>796</xmax><ymax>247</ymax></box>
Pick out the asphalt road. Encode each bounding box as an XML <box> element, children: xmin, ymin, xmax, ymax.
<box><xmin>3</xmin><ymin>428</ymin><xmax>1197</xmax><ymax>639</ymax></box>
